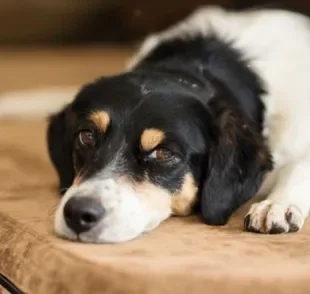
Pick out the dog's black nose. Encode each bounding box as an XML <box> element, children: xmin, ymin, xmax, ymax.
<box><xmin>63</xmin><ymin>197</ymin><xmax>104</xmax><ymax>234</ymax></box>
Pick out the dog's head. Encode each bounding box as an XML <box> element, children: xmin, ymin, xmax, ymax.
<box><xmin>47</xmin><ymin>67</ymin><xmax>272</xmax><ymax>243</ymax></box>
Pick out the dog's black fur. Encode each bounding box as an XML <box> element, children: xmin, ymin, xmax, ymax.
<box><xmin>47</xmin><ymin>34</ymin><xmax>273</xmax><ymax>226</ymax></box>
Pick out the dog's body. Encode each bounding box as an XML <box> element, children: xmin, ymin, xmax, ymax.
<box><xmin>128</xmin><ymin>6</ymin><xmax>310</xmax><ymax>235</ymax></box>
<box><xmin>3</xmin><ymin>6</ymin><xmax>310</xmax><ymax>243</ymax></box>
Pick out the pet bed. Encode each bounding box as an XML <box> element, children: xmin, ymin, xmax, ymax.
<box><xmin>1</xmin><ymin>120</ymin><xmax>310</xmax><ymax>294</ymax></box>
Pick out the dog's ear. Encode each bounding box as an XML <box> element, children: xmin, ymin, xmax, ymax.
<box><xmin>200</xmin><ymin>99</ymin><xmax>273</xmax><ymax>225</ymax></box>
<box><xmin>47</xmin><ymin>105</ymin><xmax>75</xmax><ymax>194</ymax></box>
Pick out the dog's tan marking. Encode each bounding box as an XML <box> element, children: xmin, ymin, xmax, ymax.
<box><xmin>72</xmin><ymin>177</ymin><xmax>80</xmax><ymax>186</ymax></box>
<box><xmin>140</xmin><ymin>128</ymin><xmax>165</xmax><ymax>151</ymax></box>
<box><xmin>89</xmin><ymin>111</ymin><xmax>110</xmax><ymax>133</ymax></box>
<box><xmin>118</xmin><ymin>176</ymin><xmax>172</xmax><ymax>221</ymax></box>
<box><xmin>72</xmin><ymin>173</ymin><xmax>83</xmax><ymax>186</ymax></box>
<box><xmin>134</xmin><ymin>181</ymin><xmax>171</xmax><ymax>212</ymax></box>
<box><xmin>171</xmin><ymin>173</ymin><xmax>198</xmax><ymax>216</ymax></box>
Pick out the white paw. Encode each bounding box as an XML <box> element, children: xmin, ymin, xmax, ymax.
<box><xmin>244</xmin><ymin>200</ymin><xmax>305</xmax><ymax>234</ymax></box>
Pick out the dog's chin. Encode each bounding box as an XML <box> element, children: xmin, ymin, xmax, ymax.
<box><xmin>54</xmin><ymin>203</ymin><xmax>168</xmax><ymax>244</ymax></box>
<box><xmin>54</xmin><ymin>218</ymin><xmax>161</xmax><ymax>244</ymax></box>
<box><xmin>78</xmin><ymin>229</ymin><xmax>144</xmax><ymax>244</ymax></box>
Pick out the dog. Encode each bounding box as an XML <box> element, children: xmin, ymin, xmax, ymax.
<box><xmin>36</xmin><ymin>6</ymin><xmax>310</xmax><ymax>243</ymax></box>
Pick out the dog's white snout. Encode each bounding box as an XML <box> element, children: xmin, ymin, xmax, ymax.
<box><xmin>98</xmin><ymin>179</ymin><xmax>123</xmax><ymax>209</ymax></box>
<box><xmin>54</xmin><ymin>178</ymin><xmax>151</xmax><ymax>243</ymax></box>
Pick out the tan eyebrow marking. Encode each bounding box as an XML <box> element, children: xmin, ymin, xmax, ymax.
<box><xmin>89</xmin><ymin>111</ymin><xmax>110</xmax><ymax>133</ymax></box>
<box><xmin>140</xmin><ymin>128</ymin><xmax>165</xmax><ymax>151</ymax></box>
<box><xmin>171</xmin><ymin>173</ymin><xmax>198</xmax><ymax>216</ymax></box>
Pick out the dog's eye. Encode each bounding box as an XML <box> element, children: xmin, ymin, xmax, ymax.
<box><xmin>78</xmin><ymin>130</ymin><xmax>95</xmax><ymax>147</ymax></box>
<box><xmin>148</xmin><ymin>147</ymin><xmax>174</xmax><ymax>160</ymax></box>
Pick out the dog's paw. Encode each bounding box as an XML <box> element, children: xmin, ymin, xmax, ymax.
<box><xmin>244</xmin><ymin>200</ymin><xmax>304</xmax><ymax>234</ymax></box>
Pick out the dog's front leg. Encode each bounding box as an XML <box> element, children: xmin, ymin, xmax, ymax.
<box><xmin>244</xmin><ymin>155</ymin><xmax>310</xmax><ymax>234</ymax></box>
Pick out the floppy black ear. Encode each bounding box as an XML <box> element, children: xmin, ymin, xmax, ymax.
<box><xmin>200</xmin><ymin>99</ymin><xmax>273</xmax><ymax>225</ymax></box>
<box><xmin>47</xmin><ymin>106</ymin><xmax>75</xmax><ymax>194</ymax></box>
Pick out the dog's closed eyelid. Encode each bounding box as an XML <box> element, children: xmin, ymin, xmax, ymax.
<box><xmin>147</xmin><ymin>147</ymin><xmax>174</xmax><ymax>160</ymax></box>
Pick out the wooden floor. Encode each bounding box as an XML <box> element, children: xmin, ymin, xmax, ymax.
<box><xmin>0</xmin><ymin>45</ymin><xmax>134</xmax><ymax>92</ymax></box>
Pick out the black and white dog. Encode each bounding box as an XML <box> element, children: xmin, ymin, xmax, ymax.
<box><xmin>3</xmin><ymin>6</ymin><xmax>310</xmax><ymax>243</ymax></box>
